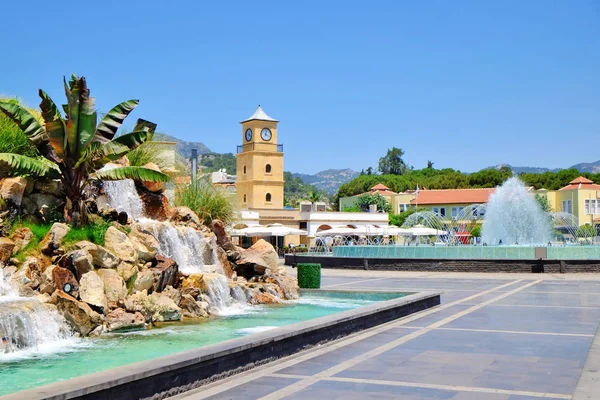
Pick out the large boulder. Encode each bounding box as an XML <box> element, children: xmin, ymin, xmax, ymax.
<box><xmin>141</xmin><ymin>162</ymin><xmax>165</xmax><ymax>193</ymax></box>
<box><xmin>139</xmin><ymin>190</ymin><xmax>168</xmax><ymax>220</ymax></box>
<box><xmin>51</xmin><ymin>266</ymin><xmax>79</xmax><ymax>297</ymax></box>
<box><xmin>124</xmin><ymin>290</ymin><xmax>182</xmax><ymax>322</ymax></box>
<box><xmin>75</xmin><ymin>241</ymin><xmax>119</xmax><ymax>269</ymax></box>
<box><xmin>38</xmin><ymin>265</ymin><xmax>56</xmax><ymax>295</ymax></box>
<box><xmin>249</xmin><ymin>291</ymin><xmax>284</xmax><ymax>305</ymax></box>
<box><xmin>97</xmin><ymin>269</ymin><xmax>127</xmax><ymax>303</ymax></box>
<box><xmin>22</xmin><ymin>256</ymin><xmax>44</xmax><ymax>290</ymax></box>
<box><xmin>151</xmin><ymin>255</ymin><xmax>178</xmax><ymax>292</ymax></box>
<box><xmin>0</xmin><ymin>177</ymin><xmax>27</xmax><ymax>206</ymax></box>
<box><xmin>210</xmin><ymin>219</ymin><xmax>236</xmax><ymax>252</ymax></box>
<box><xmin>235</xmin><ymin>239</ymin><xmax>279</xmax><ymax>277</ymax></box>
<box><xmin>104</xmin><ymin>226</ymin><xmax>137</xmax><ymax>263</ymax></box>
<box><xmin>265</xmin><ymin>273</ymin><xmax>299</xmax><ymax>300</ymax></box>
<box><xmin>79</xmin><ymin>271</ymin><xmax>108</xmax><ymax>312</ymax></box>
<box><xmin>62</xmin><ymin>249</ymin><xmax>94</xmax><ymax>280</ymax></box>
<box><xmin>133</xmin><ymin>269</ymin><xmax>155</xmax><ymax>292</ymax></box>
<box><xmin>30</xmin><ymin>194</ymin><xmax>64</xmax><ymax>220</ymax></box>
<box><xmin>34</xmin><ymin>179</ymin><xmax>64</xmax><ymax>197</ymax></box>
<box><xmin>0</xmin><ymin>238</ymin><xmax>15</xmax><ymax>264</ymax></box>
<box><xmin>105</xmin><ymin>308</ymin><xmax>145</xmax><ymax>332</ymax></box>
<box><xmin>117</xmin><ymin>262</ymin><xmax>138</xmax><ymax>282</ymax></box>
<box><xmin>129</xmin><ymin>224</ymin><xmax>159</xmax><ymax>262</ymax></box>
<box><xmin>215</xmin><ymin>246</ymin><xmax>233</xmax><ymax>279</ymax></box>
<box><xmin>40</xmin><ymin>222</ymin><xmax>70</xmax><ymax>255</ymax></box>
<box><xmin>54</xmin><ymin>290</ymin><xmax>102</xmax><ymax>336</ymax></box>
<box><xmin>168</xmin><ymin>207</ymin><xmax>203</xmax><ymax>229</ymax></box>
<box><xmin>180</xmin><ymin>294</ymin><xmax>209</xmax><ymax>318</ymax></box>
<box><xmin>10</xmin><ymin>227</ymin><xmax>33</xmax><ymax>254</ymax></box>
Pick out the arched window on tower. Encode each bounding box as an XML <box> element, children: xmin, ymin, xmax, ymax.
<box><xmin>266</xmin><ymin>193</ymin><xmax>272</xmax><ymax>203</ymax></box>
<box><xmin>265</xmin><ymin>164</ymin><xmax>272</xmax><ymax>173</ymax></box>
<box><xmin>243</xmin><ymin>194</ymin><xmax>247</xmax><ymax>203</ymax></box>
<box><xmin>243</xmin><ymin>165</ymin><xmax>247</xmax><ymax>174</ymax></box>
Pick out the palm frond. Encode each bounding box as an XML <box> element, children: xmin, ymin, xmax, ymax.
<box><xmin>38</xmin><ymin>89</ymin><xmax>66</xmax><ymax>159</ymax></box>
<box><xmin>95</xmin><ymin>166</ymin><xmax>170</xmax><ymax>182</ymax></box>
<box><xmin>0</xmin><ymin>153</ymin><xmax>59</xmax><ymax>178</ymax></box>
<box><xmin>95</xmin><ymin>100</ymin><xmax>139</xmax><ymax>141</ymax></box>
<box><xmin>0</xmin><ymin>101</ymin><xmax>48</xmax><ymax>146</ymax></box>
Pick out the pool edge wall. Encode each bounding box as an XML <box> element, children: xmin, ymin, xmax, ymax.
<box><xmin>285</xmin><ymin>254</ymin><xmax>600</xmax><ymax>273</ymax></box>
<box><xmin>2</xmin><ymin>291</ymin><xmax>440</xmax><ymax>400</ymax></box>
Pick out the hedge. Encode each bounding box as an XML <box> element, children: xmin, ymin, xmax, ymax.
<box><xmin>297</xmin><ymin>263</ymin><xmax>321</xmax><ymax>289</ymax></box>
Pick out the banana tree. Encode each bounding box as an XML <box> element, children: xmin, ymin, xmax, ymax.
<box><xmin>0</xmin><ymin>74</ymin><xmax>170</xmax><ymax>225</ymax></box>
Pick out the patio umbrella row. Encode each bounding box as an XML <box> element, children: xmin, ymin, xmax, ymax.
<box><xmin>315</xmin><ymin>224</ymin><xmax>448</xmax><ymax>237</ymax></box>
<box><xmin>230</xmin><ymin>223</ymin><xmax>308</xmax><ymax>237</ymax></box>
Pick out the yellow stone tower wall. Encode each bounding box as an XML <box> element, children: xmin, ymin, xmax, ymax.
<box><xmin>236</xmin><ymin>117</ymin><xmax>284</xmax><ymax>209</ymax></box>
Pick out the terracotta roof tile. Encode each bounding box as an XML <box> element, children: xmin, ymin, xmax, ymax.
<box><xmin>410</xmin><ymin>188</ymin><xmax>495</xmax><ymax>205</ymax></box>
<box><xmin>560</xmin><ymin>176</ymin><xmax>600</xmax><ymax>191</ymax></box>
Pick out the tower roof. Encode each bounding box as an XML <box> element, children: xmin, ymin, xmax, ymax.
<box><xmin>559</xmin><ymin>176</ymin><xmax>600</xmax><ymax>191</ymax></box>
<box><xmin>241</xmin><ymin>105</ymin><xmax>278</xmax><ymax>123</ymax></box>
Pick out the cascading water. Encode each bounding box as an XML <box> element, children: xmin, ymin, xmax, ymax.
<box><xmin>482</xmin><ymin>177</ymin><xmax>553</xmax><ymax>245</ymax></box>
<box><xmin>102</xmin><ymin>164</ymin><xmax>143</xmax><ymax>220</ymax></box>
<box><xmin>0</xmin><ymin>269</ymin><xmax>73</xmax><ymax>354</ymax></box>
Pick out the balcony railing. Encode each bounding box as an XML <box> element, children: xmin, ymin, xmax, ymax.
<box><xmin>237</xmin><ymin>143</ymin><xmax>283</xmax><ymax>154</ymax></box>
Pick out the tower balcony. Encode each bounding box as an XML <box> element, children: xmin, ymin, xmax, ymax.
<box><xmin>237</xmin><ymin>143</ymin><xmax>283</xmax><ymax>154</ymax></box>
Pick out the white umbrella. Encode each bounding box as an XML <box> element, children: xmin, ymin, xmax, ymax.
<box><xmin>237</xmin><ymin>223</ymin><xmax>307</xmax><ymax>237</ymax></box>
<box><xmin>385</xmin><ymin>226</ymin><xmax>411</xmax><ymax>235</ymax></box>
<box><xmin>315</xmin><ymin>226</ymin><xmax>357</xmax><ymax>236</ymax></box>
<box><xmin>408</xmin><ymin>224</ymin><xmax>448</xmax><ymax>236</ymax></box>
<box><xmin>354</xmin><ymin>225</ymin><xmax>386</xmax><ymax>236</ymax></box>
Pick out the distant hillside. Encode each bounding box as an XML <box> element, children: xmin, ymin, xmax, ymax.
<box><xmin>292</xmin><ymin>169</ymin><xmax>360</xmax><ymax>194</ymax></box>
<box><xmin>154</xmin><ymin>133</ymin><xmax>211</xmax><ymax>158</ymax></box>
<box><xmin>492</xmin><ymin>161</ymin><xmax>600</xmax><ymax>174</ymax></box>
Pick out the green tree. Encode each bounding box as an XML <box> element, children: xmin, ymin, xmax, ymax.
<box><xmin>366</xmin><ymin>166</ymin><xmax>373</xmax><ymax>175</ymax></box>
<box><xmin>427</xmin><ymin>160</ymin><xmax>434</xmax><ymax>169</ymax></box>
<box><xmin>534</xmin><ymin>193</ymin><xmax>552</xmax><ymax>213</ymax></box>
<box><xmin>355</xmin><ymin>194</ymin><xmax>391</xmax><ymax>213</ymax></box>
<box><xmin>378</xmin><ymin>147</ymin><xmax>409</xmax><ymax>175</ymax></box>
<box><xmin>0</xmin><ymin>75</ymin><xmax>169</xmax><ymax>225</ymax></box>
<box><xmin>176</xmin><ymin>177</ymin><xmax>237</xmax><ymax>226</ymax></box>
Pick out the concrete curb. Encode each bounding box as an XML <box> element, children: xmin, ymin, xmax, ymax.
<box><xmin>573</xmin><ymin>322</ymin><xmax>600</xmax><ymax>399</ymax></box>
<box><xmin>2</xmin><ymin>291</ymin><xmax>440</xmax><ymax>400</ymax></box>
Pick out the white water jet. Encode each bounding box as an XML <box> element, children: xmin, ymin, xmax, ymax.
<box><xmin>482</xmin><ymin>177</ymin><xmax>552</xmax><ymax>245</ymax></box>
<box><xmin>102</xmin><ymin>164</ymin><xmax>144</xmax><ymax>220</ymax></box>
<box><xmin>0</xmin><ymin>269</ymin><xmax>73</xmax><ymax>355</ymax></box>
<box><xmin>140</xmin><ymin>220</ymin><xmax>224</xmax><ymax>275</ymax></box>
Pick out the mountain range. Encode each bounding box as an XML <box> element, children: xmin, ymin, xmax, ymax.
<box><xmin>494</xmin><ymin>161</ymin><xmax>600</xmax><ymax>174</ymax></box>
<box><xmin>291</xmin><ymin>169</ymin><xmax>360</xmax><ymax>194</ymax></box>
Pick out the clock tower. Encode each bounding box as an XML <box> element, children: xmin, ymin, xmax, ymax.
<box><xmin>236</xmin><ymin>105</ymin><xmax>284</xmax><ymax>210</ymax></box>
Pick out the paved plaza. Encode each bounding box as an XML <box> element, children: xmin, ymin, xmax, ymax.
<box><xmin>171</xmin><ymin>269</ymin><xmax>600</xmax><ymax>400</ymax></box>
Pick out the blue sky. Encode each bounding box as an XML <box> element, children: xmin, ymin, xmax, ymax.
<box><xmin>1</xmin><ymin>0</ymin><xmax>598</xmax><ymax>174</ymax></box>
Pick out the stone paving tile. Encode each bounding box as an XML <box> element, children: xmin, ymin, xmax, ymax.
<box><xmin>461</xmin><ymin>291</ymin><xmax>600</xmax><ymax>307</ymax></box>
<box><xmin>338</xmin><ymin>278</ymin><xmax>514</xmax><ymax>292</ymax></box>
<box><xmin>335</xmin><ymin>329</ymin><xmax>591</xmax><ymax>394</ymax></box>
<box><xmin>445</xmin><ymin>305</ymin><xmax>600</xmax><ymax>334</ymax></box>
<box><xmin>283</xmin><ymin>380</ymin><xmax>457</xmax><ymax>400</ymax></box>
<box><xmin>277</xmin><ymin>327</ymin><xmax>419</xmax><ymax>376</ymax></box>
<box><xmin>203</xmin><ymin>376</ymin><xmax>299</xmax><ymax>400</ymax></box>
<box><xmin>401</xmin><ymin>304</ymin><xmax>473</xmax><ymax>326</ymax></box>
<box><xmin>520</xmin><ymin>281</ymin><xmax>600</xmax><ymax>294</ymax></box>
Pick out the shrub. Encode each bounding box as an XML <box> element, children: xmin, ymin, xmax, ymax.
<box><xmin>297</xmin><ymin>263</ymin><xmax>321</xmax><ymax>289</ymax></box>
<box><xmin>175</xmin><ymin>177</ymin><xmax>237</xmax><ymax>226</ymax></box>
<box><xmin>470</xmin><ymin>225</ymin><xmax>481</xmax><ymax>238</ymax></box>
<box><xmin>576</xmin><ymin>224</ymin><xmax>596</xmax><ymax>238</ymax></box>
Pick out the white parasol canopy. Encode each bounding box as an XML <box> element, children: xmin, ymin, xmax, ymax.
<box><xmin>232</xmin><ymin>223</ymin><xmax>307</xmax><ymax>237</ymax></box>
<box><xmin>408</xmin><ymin>224</ymin><xmax>448</xmax><ymax>236</ymax></box>
<box><xmin>315</xmin><ymin>226</ymin><xmax>358</xmax><ymax>237</ymax></box>
<box><xmin>385</xmin><ymin>226</ymin><xmax>412</xmax><ymax>236</ymax></box>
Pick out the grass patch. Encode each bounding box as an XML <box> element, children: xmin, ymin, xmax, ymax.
<box><xmin>297</xmin><ymin>263</ymin><xmax>321</xmax><ymax>289</ymax></box>
<box><xmin>63</xmin><ymin>221</ymin><xmax>110</xmax><ymax>247</ymax></box>
<box><xmin>10</xmin><ymin>221</ymin><xmax>52</xmax><ymax>263</ymax></box>
<box><xmin>175</xmin><ymin>177</ymin><xmax>237</xmax><ymax>226</ymax></box>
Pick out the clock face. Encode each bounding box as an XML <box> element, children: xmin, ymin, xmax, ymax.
<box><xmin>261</xmin><ymin>128</ymin><xmax>272</xmax><ymax>141</ymax></box>
<box><xmin>245</xmin><ymin>128</ymin><xmax>252</xmax><ymax>141</ymax></box>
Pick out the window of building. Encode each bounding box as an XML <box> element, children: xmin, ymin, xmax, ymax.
<box><xmin>243</xmin><ymin>194</ymin><xmax>246</xmax><ymax>203</ymax></box>
<box><xmin>432</xmin><ymin>207</ymin><xmax>446</xmax><ymax>217</ymax></box>
<box><xmin>266</xmin><ymin>193</ymin><xmax>272</xmax><ymax>202</ymax></box>
<box><xmin>451</xmin><ymin>207</ymin><xmax>461</xmax><ymax>218</ymax></box>
<box><xmin>398</xmin><ymin>204</ymin><xmax>409</xmax><ymax>213</ymax></box>
<box><xmin>243</xmin><ymin>165</ymin><xmax>247</xmax><ymax>174</ymax></box>
<box><xmin>585</xmin><ymin>199</ymin><xmax>599</xmax><ymax>214</ymax></box>
<box><xmin>265</xmin><ymin>164</ymin><xmax>272</xmax><ymax>173</ymax></box>
<box><xmin>562</xmin><ymin>200</ymin><xmax>573</xmax><ymax>214</ymax></box>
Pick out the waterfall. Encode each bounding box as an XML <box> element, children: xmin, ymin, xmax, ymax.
<box><xmin>102</xmin><ymin>164</ymin><xmax>144</xmax><ymax>220</ymax></box>
<box><xmin>204</xmin><ymin>274</ymin><xmax>230</xmax><ymax>311</ymax></box>
<box><xmin>0</xmin><ymin>269</ymin><xmax>72</xmax><ymax>355</ymax></box>
<box><xmin>140</xmin><ymin>220</ymin><xmax>224</xmax><ymax>275</ymax></box>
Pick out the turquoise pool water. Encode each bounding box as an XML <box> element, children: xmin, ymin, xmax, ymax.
<box><xmin>0</xmin><ymin>291</ymin><xmax>405</xmax><ymax>395</ymax></box>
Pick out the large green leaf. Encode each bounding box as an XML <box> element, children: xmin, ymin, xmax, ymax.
<box><xmin>96</xmin><ymin>141</ymin><xmax>131</xmax><ymax>162</ymax></box>
<box><xmin>95</xmin><ymin>166</ymin><xmax>170</xmax><ymax>182</ymax></box>
<box><xmin>0</xmin><ymin>153</ymin><xmax>59</xmax><ymax>178</ymax></box>
<box><xmin>0</xmin><ymin>101</ymin><xmax>48</xmax><ymax>147</ymax></box>
<box><xmin>111</xmin><ymin>130</ymin><xmax>152</xmax><ymax>149</ymax></box>
<box><xmin>77</xmin><ymin>82</ymin><xmax>97</xmax><ymax>158</ymax></box>
<box><xmin>95</xmin><ymin>100</ymin><xmax>139</xmax><ymax>141</ymax></box>
<box><xmin>38</xmin><ymin>90</ymin><xmax>66</xmax><ymax>159</ymax></box>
